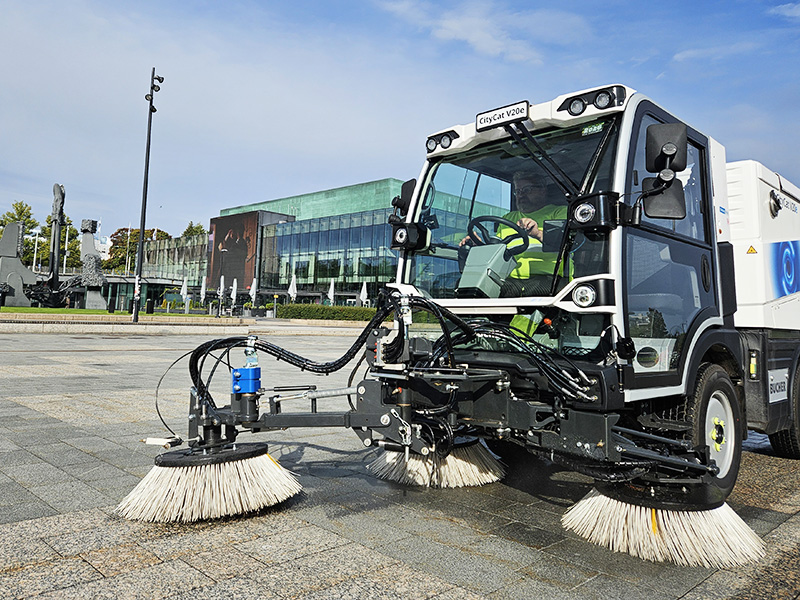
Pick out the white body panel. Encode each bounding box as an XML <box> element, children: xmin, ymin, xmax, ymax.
<box><xmin>726</xmin><ymin>160</ymin><xmax>800</xmax><ymax>330</ymax></box>
<box><xmin>710</xmin><ymin>138</ymin><xmax>731</xmax><ymax>243</ymax></box>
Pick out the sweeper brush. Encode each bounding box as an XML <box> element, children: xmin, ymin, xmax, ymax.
<box><xmin>367</xmin><ymin>440</ymin><xmax>505</xmax><ymax>488</ymax></box>
<box><xmin>115</xmin><ymin>443</ymin><xmax>301</xmax><ymax>523</ymax></box>
<box><xmin>562</xmin><ymin>488</ymin><xmax>765</xmax><ymax>568</ymax></box>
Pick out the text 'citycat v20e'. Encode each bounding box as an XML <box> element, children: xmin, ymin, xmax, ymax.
<box><xmin>118</xmin><ymin>85</ymin><xmax>800</xmax><ymax>569</ymax></box>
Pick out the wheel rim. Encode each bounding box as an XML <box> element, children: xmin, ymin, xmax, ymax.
<box><xmin>705</xmin><ymin>390</ymin><xmax>736</xmax><ymax>478</ymax></box>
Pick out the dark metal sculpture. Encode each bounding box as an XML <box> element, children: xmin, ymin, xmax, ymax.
<box><xmin>0</xmin><ymin>222</ymin><xmax>36</xmax><ymax>307</ymax></box>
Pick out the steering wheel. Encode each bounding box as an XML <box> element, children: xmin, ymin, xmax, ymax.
<box><xmin>467</xmin><ymin>215</ymin><xmax>530</xmax><ymax>256</ymax></box>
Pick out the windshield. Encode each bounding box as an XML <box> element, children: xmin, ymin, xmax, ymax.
<box><xmin>407</xmin><ymin>117</ymin><xmax>618</xmax><ymax>300</ymax></box>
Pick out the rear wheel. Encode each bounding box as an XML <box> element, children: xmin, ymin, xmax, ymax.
<box><xmin>768</xmin><ymin>366</ymin><xmax>800</xmax><ymax>458</ymax></box>
<box><xmin>689</xmin><ymin>364</ymin><xmax>742</xmax><ymax>498</ymax></box>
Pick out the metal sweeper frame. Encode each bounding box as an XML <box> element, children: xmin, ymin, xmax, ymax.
<box><xmin>119</xmin><ymin>84</ymin><xmax>800</xmax><ymax>569</ymax></box>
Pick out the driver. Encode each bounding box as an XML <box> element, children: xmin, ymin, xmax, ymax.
<box><xmin>499</xmin><ymin>172</ymin><xmax>568</xmax><ymax>283</ymax></box>
<box><xmin>460</xmin><ymin>172</ymin><xmax>568</xmax><ymax>294</ymax></box>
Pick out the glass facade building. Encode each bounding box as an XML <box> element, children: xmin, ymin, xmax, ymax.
<box><xmin>260</xmin><ymin>207</ymin><xmax>395</xmax><ymax>299</ymax></box>
<box><xmin>142</xmin><ymin>234</ymin><xmax>208</xmax><ymax>285</ymax></box>
<box><xmin>221</xmin><ymin>178</ymin><xmax>404</xmax><ymax>302</ymax></box>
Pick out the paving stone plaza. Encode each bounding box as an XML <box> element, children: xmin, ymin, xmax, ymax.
<box><xmin>0</xmin><ymin>323</ymin><xmax>799</xmax><ymax>599</ymax></box>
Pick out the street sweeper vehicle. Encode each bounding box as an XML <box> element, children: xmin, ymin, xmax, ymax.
<box><xmin>118</xmin><ymin>84</ymin><xmax>800</xmax><ymax>568</ymax></box>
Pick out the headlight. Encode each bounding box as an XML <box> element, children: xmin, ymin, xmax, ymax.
<box><xmin>426</xmin><ymin>138</ymin><xmax>438</xmax><ymax>152</ymax></box>
<box><xmin>568</xmin><ymin>98</ymin><xmax>586</xmax><ymax>116</ymax></box>
<box><xmin>572</xmin><ymin>284</ymin><xmax>597</xmax><ymax>308</ymax></box>
<box><xmin>574</xmin><ymin>202</ymin><xmax>596</xmax><ymax>224</ymax></box>
<box><xmin>440</xmin><ymin>133</ymin><xmax>452</xmax><ymax>149</ymax></box>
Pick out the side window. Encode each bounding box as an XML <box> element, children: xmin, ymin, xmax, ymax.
<box><xmin>626</xmin><ymin>231</ymin><xmax>709</xmax><ymax>373</ymax></box>
<box><xmin>631</xmin><ymin>115</ymin><xmax>707</xmax><ymax>243</ymax></box>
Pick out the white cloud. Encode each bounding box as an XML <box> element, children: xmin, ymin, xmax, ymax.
<box><xmin>433</xmin><ymin>3</ymin><xmax>542</xmax><ymax>64</ymax></box>
<box><xmin>377</xmin><ymin>0</ymin><xmax>592</xmax><ymax>65</ymax></box>
<box><xmin>769</xmin><ymin>3</ymin><xmax>800</xmax><ymax>18</ymax></box>
<box><xmin>672</xmin><ymin>41</ymin><xmax>760</xmax><ymax>62</ymax></box>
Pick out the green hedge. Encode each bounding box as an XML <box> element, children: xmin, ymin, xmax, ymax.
<box><xmin>275</xmin><ymin>303</ymin><xmax>377</xmax><ymax>321</ymax></box>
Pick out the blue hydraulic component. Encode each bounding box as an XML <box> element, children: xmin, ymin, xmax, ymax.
<box><xmin>232</xmin><ymin>366</ymin><xmax>261</xmax><ymax>394</ymax></box>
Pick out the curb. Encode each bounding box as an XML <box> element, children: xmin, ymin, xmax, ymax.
<box><xmin>0</xmin><ymin>316</ymin><xmax>371</xmax><ymax>336</ymax></box>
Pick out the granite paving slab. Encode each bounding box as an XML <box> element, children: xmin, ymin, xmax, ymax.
<box><xmin>0</xmin><ymin>331</ymin><xmax>798</xmax><ymax>599</ymax></box>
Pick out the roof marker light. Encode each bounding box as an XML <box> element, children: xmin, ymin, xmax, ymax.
<box><xmin>593</xmin><ymin>90</ymin><xmax>612</xmax><ymax>109</ymax></box>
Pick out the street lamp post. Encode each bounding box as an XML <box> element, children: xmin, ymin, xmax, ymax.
<box><xmin>132</xmin><ymin>67</ymin><xmax>164</xmax><ymax>323</ymax></box>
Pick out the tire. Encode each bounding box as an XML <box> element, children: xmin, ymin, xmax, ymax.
<box><xmin>768</xmin><ymin>366</ymin><xmax>800</xmax><ymax>458</ymax></box>
<box><xmin>688</xmin><ymin>364</ymin><xmax>743</xmax><ymax>498</ymax></box>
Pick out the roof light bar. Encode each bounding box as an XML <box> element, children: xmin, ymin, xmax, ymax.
<box><xmin>557</xmin><ymin>86</ymin><xmax>626</xmax><ymax>116</ymax></box>
<box><xmin>425</xmin><ymin>130</ymin><xmax>460</xmax><ymax>153</ymax></box>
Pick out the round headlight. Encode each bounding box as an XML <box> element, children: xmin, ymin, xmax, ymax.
<box><xmin>394</xmin><ymin>227</ymin><xmax>408</xmax><ymax>245</ymax></box>
<box><xmin>568</xmin><ymin>98</ymin><xmax>586</xmax><ymax>116</ymax></box>
<box><xmin>593</xmin><ymin>90</ymin><xmax>612</xmax><ymax>109</ymax></box>
<box><xmin>426</xmin><ymin>138</ymin><xmax>438</xmax><ymax>152</ymax></box>
<box><xmin>574</xmin><ymin>202</ymin><xmax>596</xmax><ymax>224</ymax></box>
<box><xmin>440</xmin><ymin>134</ymin><xmax>452</xmax><ymax>149</ymax></box>
<box><xmin>572</xmin><ymin>284</ymin><xmax>597</xmax><ymax>308</ymax></box>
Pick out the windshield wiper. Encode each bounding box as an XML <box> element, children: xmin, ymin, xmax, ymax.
<box><xmin>504</xmin><ymin>123</ymin><xmax>580</xmax><ymax>199</ymax></box>
<box><xmin>578</xmin><ymin>121</ymin><xmax>617</xmax><ymax>195</ymax></box>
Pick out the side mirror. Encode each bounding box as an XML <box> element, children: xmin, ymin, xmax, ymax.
<box><xmin>641</xmin><ymin>177</ymin><xmax>686</xmax><ymax>219</ymax></box>
<box><xmin>391</xmin><ymin>178</ymin><xmax>417</xmax><ymax>216</ymax></box>
<box><xmin>645</xmin><ymin>123</ymin><xmax>687</xmax><ymax>173</ymax></box>
<box><xmin>642</xmin><ymin>123</ymin><xmax>688</xmax><ymax>220</ymax></box>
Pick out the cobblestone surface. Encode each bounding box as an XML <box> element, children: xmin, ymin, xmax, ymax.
<box><xmin>0</xmin><ymin>328</ymin><xmax>798</xmax><ymax>599</ymax></box>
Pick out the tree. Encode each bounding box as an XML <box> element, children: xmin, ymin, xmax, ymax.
<box><xmin>0</xmin><ymin>201</ymin><xmax>39</xmax><ymax>236</ymax></box>
<box><xmin>182</xmin><ymin>221</ymin><xmax>207</xmax><ymax>237</ymax></box>
<box><xmin>103</xmin><ymin>227</ymin><xmax>171</xmax><ymax>272</ymax></box>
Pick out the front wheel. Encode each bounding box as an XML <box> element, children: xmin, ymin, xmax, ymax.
<box><xmin>689</xmin><ymin>364</ymin><xmax>743</xmax><ymax>498</ymax></box>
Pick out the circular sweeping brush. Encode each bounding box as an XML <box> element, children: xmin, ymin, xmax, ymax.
<box><xmin>561</xmin><ymin>488</ymin><xmax>765</xmax><ymax>568</ymax></box>
<box><xmin>368</xmin><ymin>440</ymin><xmax>506</xmax><ymax>488</ymax></box>
<box><xmin>116</xmin><ymin>443</ymin><xmax>302</xmax><ymax>523</ymax></box>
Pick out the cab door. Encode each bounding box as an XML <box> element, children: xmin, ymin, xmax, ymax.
<box><xmin>623</xmin><ymin>103</ymin><xmax>718</xmax><ymax>390</ymax></box>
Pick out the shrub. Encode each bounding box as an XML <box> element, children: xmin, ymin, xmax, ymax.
<box><xmin>275</xmin><ymin>303</ymin><xmax>377</xmax><ymax>321</ymax></box>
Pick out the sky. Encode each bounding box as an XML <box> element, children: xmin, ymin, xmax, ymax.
<box><xmin>1</xmin><ymin>0</ymin><xmax>799</xmax><ymax>238</ymax></box>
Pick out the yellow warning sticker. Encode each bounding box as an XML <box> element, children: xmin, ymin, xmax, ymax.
<box><xmin>747</xmin><ymin>246</ymin><xmax>757</xmax><ymax>254</ymax></box>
